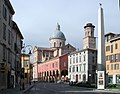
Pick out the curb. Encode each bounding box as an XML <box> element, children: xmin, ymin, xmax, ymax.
<box><xmin>22</xmin><ymin>85</ymin><xmax>34</xmax><ymax>94</ymax></box>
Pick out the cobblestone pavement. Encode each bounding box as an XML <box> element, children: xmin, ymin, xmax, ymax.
<box><xmin>0</xmin><ymin>84</ymin><xmax>33</xmax><ymax>94</ymax></box>
<box><xmin>25</xmin><ymin>82</ymin><xmax>120</xmax><ymax>94</ymax></box>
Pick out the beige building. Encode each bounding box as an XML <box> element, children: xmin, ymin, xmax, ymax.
<box><xmin>21</xmin><ymin>54</ymin><xmax>31</xmax><ymax>84</ymax></box>
<box><xmin>0</xmin><ymin>0</ymin><xmax>23</xmax><ymax>89</ymax></box>
<box><xmin>105</xmin><ymin>32</ymin><xmax>120</xmax><ymax>84</ymax></box>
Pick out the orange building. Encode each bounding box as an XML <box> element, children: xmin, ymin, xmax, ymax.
<box><xmin>105</xmin><ymin>32</ymin><xmax>120</xmax><ymax>84</ymax></box>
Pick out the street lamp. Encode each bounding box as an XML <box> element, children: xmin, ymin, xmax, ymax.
<box><xmin>21</xmin><ymin>44</ymin><xmax>33</xmax><ymax>90</ymax></box>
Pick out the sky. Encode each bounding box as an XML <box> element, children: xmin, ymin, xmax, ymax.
<box><xmin>10</xmin><ymin>0</ymin><xmax>120</xmax><ymax>49</ymax></box>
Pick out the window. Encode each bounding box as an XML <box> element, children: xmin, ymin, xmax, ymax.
<box><xmin>70</xmin><ymin>57</ymin><xmax>72</xmax><ymax>64</ymax></box>
<box><xmin>115</xmin><ymin>44</ymin><xmax>118</xmax><ymax>49</ymax></box>
<box><xmin>114</xmin><ymin>64</ymin><xmax>119</xmax><ymax>70</ymax></box>
<box><xmin>83</xmin><ymin>74</ymin><xmax>86</xmax><ymax>81</ymax></box>
<box><xmin>9</xmin><ymin>15</ymin><xmax>11</xmax><ymax>26</ymax></box>
<box><xmin>3</xmin><ymin>5</ymin><xmax>7</xmax><ymax>20</ymax></box>
<box><xmin>73</xmin><ymin>56</ymin><xmax>75</xmax><ymax>63</ymax></box>
<box><xmin>79</xmin><ymin>64</ymin><xmax>82</xmax><ymax>72</ymax></box>
<box><xmin>8</xmin><ymin>50</ymin><xmax>11</xmax><ymax>63</ymax></box>
<box><xmin>52</xmin><ymin>63</ymin><xmax>54</xmax><ymax>68</ymax></box>
<box><xmin>73</xmin><ymin>75</ymin><xmax>75</xmax><ymax>79</ymax></box>
<box><xmin>111</xmin><ymin>64</ymin><xmax>113</xmax><ymax>70</ymax></box>
<box><xmin>106</xmin><ymin>56</ymin><xmax>109</xmax><ymax>61</ymax></box>
<box><xmin>92</xmin><ymin>56</ymin><xmax>94</xmax><ymax>63</ymax></box>
<box><xmin>83</xmin><ymin>64</ymin><xmax>86</xmax><ymax>71</ymax></box>
<box><xmin>79</xmin><ymin>56</ymin><xmax>81</xmax><ymax>62</ymax></box>
<box><xmin>107</xmin><ymin>65</ymin><xmax>109</xmax><ymax>70</ymax></box>
<box><xmin>69</xmin><ymin>75</ymin><xmax>71</xmax><ymax>79</ymax></box>
<box><xmin>3</xmin><ymin>23</ymin><xmax>6</xmax><ymax>40</ymax></box>
<box><xmin>83</xmin><ymin>55</ymin><xmax>86</xmax><ymax>61</ymax></box>
<box><xmin>8</xmin><ymin>30</ymin><xmax>11</xmax><ymax>45</ymax></box>
<box><xmin>72</xmin><ymin>66</ymin><xmax>75</xmax><ymax>72</ymax></box>
<box><xmin>76</xmin><ymin>65</ymin><xmax>78</xmax><ymax>72</ymax></box>
<box><xmin>60</xmin><ymin>42</ymin><xmax>62</xmax><ymax>47</ymax></box>
<box><xmin>110</xmin><ymin>55</ymin><xmax>114</xmax><ymax>62</ymax></box>
<box><xmin>3</xmin><ymin>45</ymin><xmax>6</xmax><ymax>61</ymax></box>
<box><xmin>79</xmin><ymin>74</ymin><xmax>81</xmax><ymax>79</ymax></box>
<box><xmin>68</xmin><ymin>45</ymin><xmax>69</xmax><ymax>48</ymax></box>
<box><xmin>64</xmin><ymin>62</ymin><xmax>66</xmax><ymax>67</ymax></box>
<box><xmin>69</xmin><ymin>66</ymin><xmax>71</xmax><ymax>72</ymax></box>
<box><xmin>76</xmin><ymin>56</ymin><xmax>78</xmax><ymax>63</ymax></box>
<box><xmin>11</xmin><ymin>32</ymin><xmax>14</xmax><ymax>49</ymax></box>
<box><xmin>54</xmin><ymin>42</ymin><xmax>56</xmax><ymax>47</ymax></box>
<box><xmin>115</xmin><ymin>54</ymin><xmax>119</xmax><ymax>62</ymax></box>
<box><xmin>106</xmin><ymin>46</ymin><xmax>110</xmax><ymax>51</ymax></box>
<box><xmin>56</xmin><ymin>62</ymin><xmax>58</xmax><ymax>67</ymax></box>
<box><xmin>111</xmin><ymin>45</ymin><xmax>113</xmax><ymax>53</ymax></box>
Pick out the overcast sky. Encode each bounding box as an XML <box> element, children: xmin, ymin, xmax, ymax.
<box><xmin>10</xmin><ymin>0</ymin><xmax>120</xmax><ymax>49</ymax></box>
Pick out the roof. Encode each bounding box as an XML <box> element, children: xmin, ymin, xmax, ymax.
<box><xmin>49</xmin><ymin>23</ymin><xmax>66</xmax><ymax>41</ymax></box>
<box><xmin>105</xmin><ymin>32</ymin><xmax>115</xmax><ymax>36</ymax></box>
<box><xmin>110</xmin><ymin>35</ymin><xmax>120</xmax><ymax>42</ymax></box>
<box><xmin>12</xmin><ymin>21</ymin><xmax>24</xmax><ymax>39</ymax></box>
<box><xmin>69</xmin><ymin>48</ymin><xmax>97</xmax><ymax>55</ymax></box>
<box><xmin>84</xmin><ymin>23</ymin><xmax>95</xmax><ymax>28</ymax></box>
<box><xmin>5</xmin><ymin>0</ymin><xmax>15</xmax><ymax>15</ymax></box>
<box><xmin>34</xmin><ymin>46</ymin><xmax>56</xmax><ymax>51</ymax></box>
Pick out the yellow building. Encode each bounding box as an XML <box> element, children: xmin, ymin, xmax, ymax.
<box><xmin>105</xmin><ymin>32</ymin><xmax>120</xmax><ymax>84</ymax></box>
<box><xmin>21</xmin><ymin>54</ymin><xmax>31</xmax><ymax>84</ymax></box>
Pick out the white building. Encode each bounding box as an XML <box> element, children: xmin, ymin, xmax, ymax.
<box><xmin>68</xmin><ymin>23</ymin><xmax>97</xmax><ymax>84</ymax></box>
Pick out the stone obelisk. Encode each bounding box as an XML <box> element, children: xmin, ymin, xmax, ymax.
<box><xmin>97</xmin><ymin>3</ymin><xmax>106</xmax><ymax>90</ymax></box>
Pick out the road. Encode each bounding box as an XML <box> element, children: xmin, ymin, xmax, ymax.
<box><xmin>25</xmin><ymin>82</ymin><xmax>120</xmax><ymax>94</ymax></box>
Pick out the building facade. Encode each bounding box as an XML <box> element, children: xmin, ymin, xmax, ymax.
<box><xmin>0</xmin><ymin>0</ymin><xmax>23</xmax><ymax>89</ymax></box>
<box><xmin>21</xmin><ymin>54</ymin><xmax>31</xmax><ymax>84</ymax></box>
<box><xmin>38</xmin><ymin>53</ymin><xmax>68</xmax><ymax>82</ymax></box>
<box><xmin>105</xmin><ymin>32</ymin><xmax>120</xmax><ymax>84</ymax></box>
<box><xmin>33</xmin><ymin>23</ymin><xmax>76</xmax><ymax>82</ymax></box>
<box><xmin>68</xmin><ymin>23</ymin><xmax>97</xmax><ymax>84</ymax></box>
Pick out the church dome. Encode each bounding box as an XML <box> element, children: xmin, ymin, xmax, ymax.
<box><xmin>49</xmin><ymin>23</ymin><xmax>66</xmax><ymax>41</ymax></box>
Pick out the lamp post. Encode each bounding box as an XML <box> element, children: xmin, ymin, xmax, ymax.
<box><xmin>21</xmin><ymin>44</ymin><xmax>33</xmax><ymax>90</ymax></box>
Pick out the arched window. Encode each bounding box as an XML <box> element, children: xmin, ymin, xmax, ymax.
<box><xmin>60</xmin><ymin>42</ymin><xmax>62</xmax><ymax>47</ymax></box>
<box><xmin>54</xmin><ymin>42</ymin><xmax>56</xmax><ymax>47</ymax></box>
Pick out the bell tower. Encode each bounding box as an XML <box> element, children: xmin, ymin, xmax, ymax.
<box><xmin>83</xmin><ymin>23</ymin><xmax>96</xmax><ymax>49</ymax></box>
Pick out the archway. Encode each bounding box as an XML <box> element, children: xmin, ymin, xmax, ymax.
<box><xmin>61</xmin><ymin>70</ymin><xmax>68</xmax><ymax>76</ymax></box>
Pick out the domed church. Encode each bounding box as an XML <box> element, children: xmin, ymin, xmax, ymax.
<box><xmin>49</xmin><ymin>23</ymin><xmax>66</xmax><ymax>48</ymax></box>
<box><xmin>33</xmin><ymin>23</ymin><xmax>76</xmax><ymax>82</ymax></box>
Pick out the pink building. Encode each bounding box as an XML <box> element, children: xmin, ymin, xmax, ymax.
<box><xmin>38</xmin><ymin>53</ymin><xmax>68</xmax><ymax>82</ymax></box>
<box><xmin>33</xmin><ymin>23</ymin><xmax>76</xmax><ymax>81</ymax></box>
